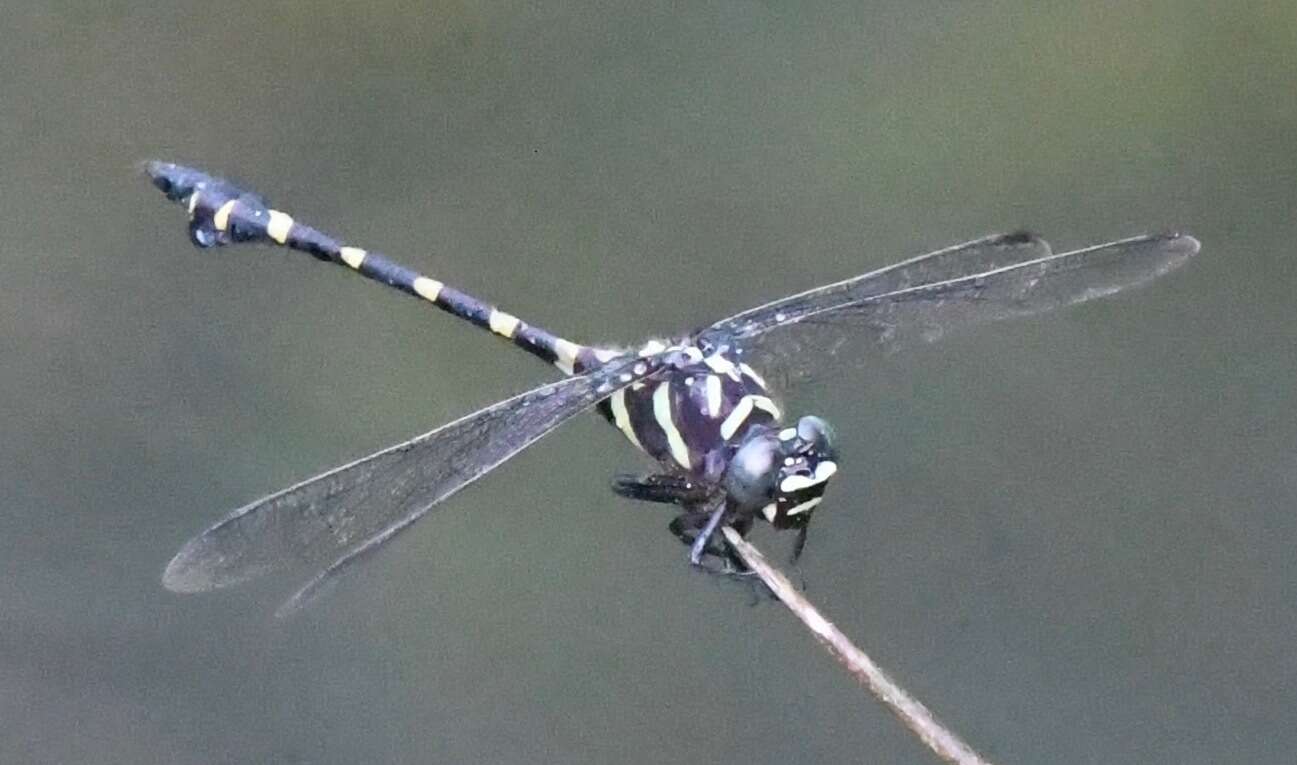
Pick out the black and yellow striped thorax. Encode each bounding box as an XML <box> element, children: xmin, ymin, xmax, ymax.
<box><xmin>596</xmin><ymin>340</ymin><xmax>780</xmax><ymax>483</ymax></box>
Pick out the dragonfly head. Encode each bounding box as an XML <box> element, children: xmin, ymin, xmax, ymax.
<box><xmin>726</xmin><ymin>415</ymin><xmax>838</xmax><ymax>529</ymax></box>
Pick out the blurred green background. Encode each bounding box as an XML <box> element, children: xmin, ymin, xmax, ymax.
<box><xmin>2</xmin><ymin>1</ymin><xmax>1294</xmax><ymax>763</ymax></box>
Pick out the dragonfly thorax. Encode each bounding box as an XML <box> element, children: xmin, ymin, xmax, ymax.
<box><xmin>598</xmin><ymin>338</ymin><xmax>838</xmax><ymax>527</ymax></box>
<box><xmin>599</xmin><ymin>340</ymin><xmax>781</xmax><ymax>482</ymax></box>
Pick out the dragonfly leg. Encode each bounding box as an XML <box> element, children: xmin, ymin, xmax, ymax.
<box><xmin>611</xmin><ymin>472</ymin><xmax>711</xmax><ymax>505</ymax></box>
<box><xmin>667</xmin><ymin>506</ymin><xmax>753</xmax><ymax>573</ymax></box>
<box><xmin>689</xmin><ymin>503</ymin><xmax>727</xmax><ymax>565</ymax></box>
<box><xmin>791</xmin><ymin>525</ymin><xmax>809</xmax><ymax>564</ymax></box>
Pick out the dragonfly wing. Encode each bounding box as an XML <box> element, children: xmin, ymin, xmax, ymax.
<box><xmin>705</xmin><ymin>232</ymin><xmax>1053</xmax><ymax>343</ymax></box>
<box><xmin>162</xmin><ymin>357</ymin><xmax>657</xmax><ymax>599</ymax></box>
<box><xmin>701</xmin><ymin>233</ymin><xmax>1198</xmax><ymax>387</ymax></box>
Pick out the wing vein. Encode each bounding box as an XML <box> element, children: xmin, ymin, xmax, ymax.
<box><xmin>162</xmin><ymin>356</ymin><xmax>659</xmax><ymax>599</ymax></box>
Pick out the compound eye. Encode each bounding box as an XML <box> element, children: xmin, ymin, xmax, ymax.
<box><xmin>795</xmin><ymin>416</ymin><xmax>836</xmax><ymax>457</ymax></box>
<box><xmin>726</xmin><ymin>436</ymin><xmax>779</xmax><ymax>508</ymax></box>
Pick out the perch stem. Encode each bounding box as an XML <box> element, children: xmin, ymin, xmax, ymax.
<box><xmin>721</xmin><ymin>526</ymin><xmax>994</xmax><ymax>765</ymax></box>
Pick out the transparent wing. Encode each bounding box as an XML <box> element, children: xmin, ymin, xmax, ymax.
<box><xmin>162</xmin><ymin>357</ymin><xmax>655</xmax><ymax>612</ymax></box>
<box><xmin>706</xmin><ymin>232</ymin><xmax>1053</xmax><ymax>342</ymax></box>
<box><xmin>700</xmin><ymin>233</ymin><xmax>1199</xmax><ymax>386</ymax></box>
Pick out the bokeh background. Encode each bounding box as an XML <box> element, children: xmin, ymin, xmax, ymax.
<box><xmin>3</xmin><ymin>1</ymin><xmax>1295</xmax><ymax>762</ymax></box>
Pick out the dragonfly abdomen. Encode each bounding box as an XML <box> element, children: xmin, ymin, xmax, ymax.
<box><xmin>145</xmin><ymin>161</ymin><xmax>617</xmax><ymax>376</ymax></box>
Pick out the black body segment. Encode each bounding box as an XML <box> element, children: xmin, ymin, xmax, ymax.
<box><xmin>146</xmin><ymin>161</ymin><xmax>607</xmax><ymax>375</ymax></box>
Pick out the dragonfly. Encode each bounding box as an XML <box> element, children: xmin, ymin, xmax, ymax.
<box><xmin>145</xmin><ymin>161</ymin><xmax>1199</xmax><ymax>617</ymax></box>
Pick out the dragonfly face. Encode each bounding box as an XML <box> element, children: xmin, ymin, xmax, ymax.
<box><xmin>726</xmin><ymin>414</ymin><xmax>838</xmax><ymax>529</ymax></box>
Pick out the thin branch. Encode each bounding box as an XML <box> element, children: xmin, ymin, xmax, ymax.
<box><xmin>721</xmin><ymin>526</ymin><xmax>994</xmax><ymax>765</ymax></box>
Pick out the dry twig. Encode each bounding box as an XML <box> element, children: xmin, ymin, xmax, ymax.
<box><xmin>721</xmin><ymin>526</ymin><xmax>994</xmax><ymax>765</ymax></box>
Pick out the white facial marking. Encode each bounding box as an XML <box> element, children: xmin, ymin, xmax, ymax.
<box><xmin>266</xmin><ymin>210</ymin><xmax>294</xmax><ymax>243</ymax></box>
<box><xmin>412</xmin><ymin>276</ymin><xmax>444</xmax><ymax>302</ymax></box>
<box><xmin>786</xmin><ymin>497</ymin><xmax>823</xmax><ymax>516</ymax></box>
<box><xmin>339</xmin><ymin>246</ymin><xmax>367</xmax><ymax>270</ymax></box>
<box><xmin>212</xmin><ymin>199</ymin><xmax>238</xmax><ymax>232</ymax></box>
<box><xmin>704</xmin><ymin>375</ymin><xmax>723</xmax><ymax>417</ymax></box>
<box><xmin>780</xmin><ymin>474</ymin><xmax>815</xmax><ymax>493</ymax></box>
<box><xmin>653</xmin><ymin>381</ymin><xmax>691</xmax><ymax>469</ymax></box>
<box><xmin>779</xmin><ymin>460</ymin><xmax>837</xmax><ymax>494</ymax></box>
<box><xmin>488</xmin><ymin>310</ymin><xmax>521</xmax><ymax>338</ymax></box>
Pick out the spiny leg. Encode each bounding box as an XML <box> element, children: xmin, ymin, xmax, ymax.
<box><xmin>791</xmin><ymin>525</ymin><xmax>809</xmax><ymax>564</ymax></box>
<box><xmin>669</xmin><ymin>509</ymin><xmax>785</xmax><ymax>601</ymax></box>
<box><xmin>785</xmin><ymin>525</ymin><xmax>810</xmax><ymax>593</ymax></box>
<box><xmin>611</xmin><ymin>474</ymin><xmax>755</xmax><ymax>573</ymax></box>
<box><xmin>611</xmin><ymin>472</ymin><xmax>711</xmax><ymax>505</ymax></box>
<box><xmin>668</xmin><ymin>505</ymin><xmax>754</xmax><ymax>574</ymax></box>
<box><xmin>144</xmin><ymin>162</ymin><xmax>615</xmax><ymax>376</ymax></box>
<box><xmin>612</xmin><ymin>474</ymin><xmax>739</xmax><ymax>568</ymax></box>
<box><xmin>689</xmin><ymin>503</ymin><xmax>728</xmax><ymax>565</ymax></box>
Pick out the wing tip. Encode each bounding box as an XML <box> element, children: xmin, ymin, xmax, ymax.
<box><xmin>161</xmin><ymin>538</ymin><xmax>266</xmax><ymax>594</ymax></box>
<box><xmin>1162</xmin><ymin>232</ymin><xmax>1202</xmax><ymax>258</ymax></box>
<box><xmin>1132</xmin><ymin>231</ymin><xmax>1201</xmax><ymax>272</ymax></box>
<box><xmin>161</xmin><ymin>535</ymin><xmax>228</xmax><ymax>593</ymax></box>
<box><xmin>1002</xmin><ymin>230</ymin><xmax>1199</xmax><ymax>259</ymax></box>
<box><xmin>161</xmin><ymin>549</ymin><xmax>211</xmax><ymax>594</ymax></box>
